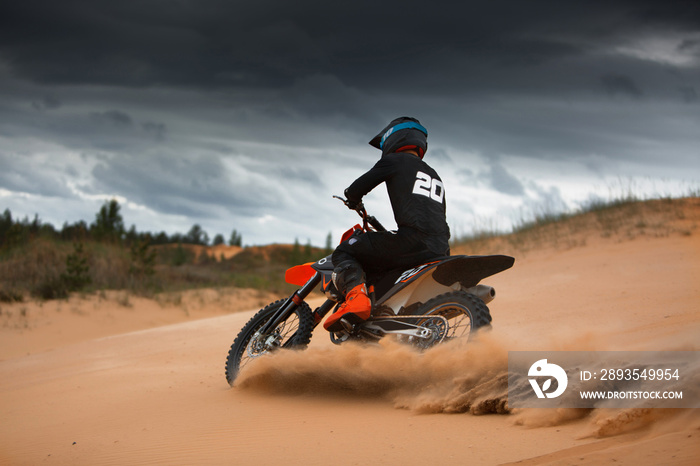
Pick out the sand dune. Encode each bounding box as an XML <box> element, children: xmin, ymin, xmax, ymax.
<box><xmin>1</xmin><ymin>203</ymin><xmax>699</xmax><ymax>465</ymax></box>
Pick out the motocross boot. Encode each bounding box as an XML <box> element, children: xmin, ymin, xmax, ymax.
<box><xmin>323</xmin><ymin>283</ymin><xmax>372</xmax><ymax>332</ymax></box>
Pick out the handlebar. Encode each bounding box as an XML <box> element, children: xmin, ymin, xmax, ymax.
<box><xmin>333</xmin><ymin>195</ymin><xmax>387</xmax><ymax>233</ymax></box>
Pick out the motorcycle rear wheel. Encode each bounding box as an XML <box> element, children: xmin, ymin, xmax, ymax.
<box><xmin>225</xmin><ymin>299</ymin><xmax>313</xmax><ymax>385</ymax></box>
<box><xmin>405</xmin><ymin>290</ymin><xmax>492</xmax><ymax>349</ymax></box>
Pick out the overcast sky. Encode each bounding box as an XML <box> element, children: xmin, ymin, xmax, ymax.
<box><xmin>1</xmin><ymin>0</ymin><xmax>699</xmax><ymax>246</ymax></box>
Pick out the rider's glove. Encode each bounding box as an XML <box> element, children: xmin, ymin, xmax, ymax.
<box><xmin>344</xmin><ymin>189</ymin><xmax>363</xmax><ymax>210</ymax></box>
<box><xmin>346</xmin><ymin>198</ymin><xmax>364</xmax><ymax>210</ymax></box>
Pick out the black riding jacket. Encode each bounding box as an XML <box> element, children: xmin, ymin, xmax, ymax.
<box><xmin>345</xmin><ymin>153</ymin><xmax>451</xmax><ymax>245</ymax></box>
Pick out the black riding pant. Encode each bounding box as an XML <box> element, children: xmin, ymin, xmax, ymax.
<box><xmin>332</xmin><ymin>228</ymin><xmax>449</xmax><ymax>290</ymax></box>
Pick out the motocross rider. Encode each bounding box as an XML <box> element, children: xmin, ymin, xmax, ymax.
<box><xmin>324</xmin><ymin>116</ymin><xmax>451</xmax><ymax>332</ymax></box>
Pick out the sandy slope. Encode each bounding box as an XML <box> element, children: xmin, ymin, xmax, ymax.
<box><xmin>1</xmin><ymin>205</ymin><xmax>699</xmax><ymax>465</ymax></box>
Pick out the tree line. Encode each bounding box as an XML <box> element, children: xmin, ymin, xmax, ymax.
<box><xmin>0</xmin><ymin>199</ymin><xmax>338</xmax><ymax>302</ymax></box>
<box><xmin>0</xmin><ymin>199</ymin><xmax>243</xmax><ymax>250</ymax></box>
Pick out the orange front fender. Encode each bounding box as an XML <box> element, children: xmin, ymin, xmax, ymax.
<box><xmin>285</xmin><ymin>263</ymin><xmax>317</xmax><ymax>286</ymax></box>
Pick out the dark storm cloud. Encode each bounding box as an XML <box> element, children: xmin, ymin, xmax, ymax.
<box><xmin>141</xmin><ymin>122</ymin><xmax>167</xmax><ymax>141</ymax></box>
<box><xmin>90</xmin><ymin>110</ymin><xmax>134</xmax><ymax>128</ymax></box>
<box><xmin>85</xmin><ymin>109</ymin><xmax>168</xmax><ymax>144</ymax></box>
<box><xmin>0</xmin><ymin>92</ymin><xmax>169</xmax><ymax>151</ymax></box>
<box><xmin>2</xmin><ymin>0</ymin><xmax>698</xmax><ymax>161</ymax></box>
<box><xmin>84</xmin><ymin>111</ymin><xmax>166</xmax><ymax>150</ymax></box>
<box><xmin>31</xmin><ymin>95</ymin><xmax>61</xmax><ymax>111</ymax></box>
<box><xmin>2</xmin><ymin>0</ymin><xmax>698</xmax><ymax>92</ymax></box>
<box><xmin>679</xmin><ymin>86</ymin><xmax>699</xmax><ymax>103</ymax></box>
<box><xmin>450</xmin><ymin>157</ymin><xmax>526</xmax><ymax>197</ymax></box>
<box><xmin>265</xmin><ymin>166</ymin><xmax>325</xmax><ymax>188</ymax></box>
<box><xmin>600</xmin><ymin>74</ymin><xmax>644</xmax><ymax>99</ymax></box>
<box><xmin>90</xmin><ymin>152</ymin><xmax>281</xmax><ymax>218</ymax></box>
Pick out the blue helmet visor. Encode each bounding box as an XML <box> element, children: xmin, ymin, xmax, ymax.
<box><xmin>379</xmin><ymin>122</ymin><xmax>428</xmax><ymax>149</ymax></box>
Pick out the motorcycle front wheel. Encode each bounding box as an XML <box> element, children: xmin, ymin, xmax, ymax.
<box><xmin>225</xmin><ymin>299</ymin><xmax>313</xmax><ymax>385</ymax></box>
<box><xmin>405</xmin><ymin>290</ymin><xmax>492</xmax><ymax>349</ymax></box>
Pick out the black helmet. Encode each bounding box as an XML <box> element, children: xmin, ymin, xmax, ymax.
<box><xmin>369</xmin><ymin>116</ymin><xmax>428</xmax><ymax>158</ymax></box>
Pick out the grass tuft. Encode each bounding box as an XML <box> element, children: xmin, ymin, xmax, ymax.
<box><xmin>452</xmin><ymin>195</ymin><xmax>699</xmax><ymax>256</ymax></box>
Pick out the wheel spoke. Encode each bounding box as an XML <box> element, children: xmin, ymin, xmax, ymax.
<box><xmin>225</xmin><ymin>299</ymin><xmax>314</xmax><ymax>385</ymax></box>
<box><xmin>403</xmin><ymin>291</ymin><xmax>491</xmax><ymax>349</ymax></box>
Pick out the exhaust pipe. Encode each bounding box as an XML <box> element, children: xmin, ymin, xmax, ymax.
<box><xmin>464</xmin><ymin>284</ymin><xmax>496</xmax><ymax>304</ymax></box>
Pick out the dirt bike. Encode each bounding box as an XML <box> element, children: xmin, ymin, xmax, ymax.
<box><xmin>225</xmin><ymin>197</ymin><xmax>515</xmax><ymax>385</ymax></box>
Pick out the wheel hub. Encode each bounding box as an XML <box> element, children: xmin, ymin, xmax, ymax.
<box><xmin>247</xmin><ymin>331</ymin><xmax>280</xmax><ymax>358</ymax></box>
<box><xmin>415</xmin><ymin>316</ymin><xmax>448</xmax><ymax>348</ymax></box>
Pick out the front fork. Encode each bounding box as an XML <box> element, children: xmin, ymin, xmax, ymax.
<box><xmin>258</xmin><ymin>272</ymin><xmax>337</xmax><ymax>335</ymax></box>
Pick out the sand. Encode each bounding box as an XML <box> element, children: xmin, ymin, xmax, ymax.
<box><xmin>1</xmin><ymin>207</ymin><xmax>699</xmax><ymax>465</ymax></box>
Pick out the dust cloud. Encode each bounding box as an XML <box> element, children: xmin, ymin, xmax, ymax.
<box><xmin>236</xmin><ymin>334</ymin><xmax>510</xmax><ymax>414</ymax></box>
<box><xmin>235</xmin><ymin>331</ymin><xmax>699</xmax><ymax>437</ymax></box>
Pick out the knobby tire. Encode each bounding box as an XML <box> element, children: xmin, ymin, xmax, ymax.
<box><xmin>225</xmin><ymin>299</ymin><xmax>313</xmax><ymax>385</ymax></box>
<box><xmin>407</xmin><ymin>290</ymin><xmax>492</xmax><ymax>348</ymax></box>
